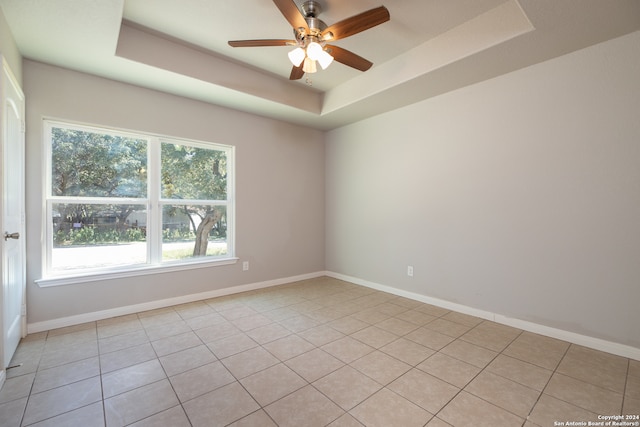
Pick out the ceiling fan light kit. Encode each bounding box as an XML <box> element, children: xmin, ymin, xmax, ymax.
<box><xmin>298</xmin><ymin>39</ymin><xmax>333</xmax><ymax>70</ymax></box>
<box><xmin>228</xmin><ymin>0</ymin><xmax>390</xmax><ymax>80</ymax></box>
<box><xmin>288</xmin><ymin>47</ymin><xmax>306</xmax><ymax>67</ymax></box>
<box><xmin>302</xmin><ymin>56</ymin><xmax>317</xmax><ymax>73</ymax></box>
<box><xmin>316</xmin><ymin>50</ymin><xmax>334</xmax><ymax>69</ymax></box>
<box><xmin>305</xmin><ymin>41</ymin><xmax>323</xmax><ymax>61</ymax></box>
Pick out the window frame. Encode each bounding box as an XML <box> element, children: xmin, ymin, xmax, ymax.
<box><xmin>37</xmin><ymin>120</ymin><xmax>236</xmax><ymax>287</ymax></box>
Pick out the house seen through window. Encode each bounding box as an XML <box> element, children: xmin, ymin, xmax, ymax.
<box><xmin>45</xmin><ymin>121</ymin><xmax>234</xmax><ymax>275</ymax></box>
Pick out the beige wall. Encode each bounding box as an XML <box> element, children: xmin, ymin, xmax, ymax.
<box><xmin>24</xmin><ymin>60</ymin><xmax>325</xmax><ymax>324</ymax></box>
<box><xmin>326</xmin><ymin>31</ymin><xmax>640</xmax><ymax>349</ymax></box>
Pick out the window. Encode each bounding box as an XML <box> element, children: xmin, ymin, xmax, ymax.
<box><xmin>43</xmin><ymin>121</ymin><xmax>234</xmax><ymax>279</ymax></box>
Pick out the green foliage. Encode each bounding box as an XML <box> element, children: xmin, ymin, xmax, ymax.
<box><xmin>51</xmin><ymin>127</ymin><xmax>147</xmax><ymax>198</ymax></box>
<box><xmin>54</xmin><ymin>229</ymin><xmax>68</xmax><ymax>245</ymax></box>
<box><xmin>162</xmin><ymin>227</ymin><xmax>193</xmax><ymax>242</ymax></box>
<box><xmin>125</xmin><ymin>228</ymin><xmax>145</xmax><ymax>241</ymax></box>
<box><xmin>52</xmin><ymin>127</ymin><xmax>148</xmax><ymax>232</ymax></box>
<box><xmin>54</xmin><ymin>226</ymin><xmax>146</xmax><ymax>246</ymax></box>
<box><xmin>161</xmin><ymin>143</ymin><xmax>227</xmax><ymax>200</ymax></box>
<box><xmin>101</xmin><ymin>229</ymin><xmax>119</xmax><ymax>243</ymax></box>
<box><xmin>70</xmin><ymin>226</ymin><xmax>96</xmax><ymax>244</ymax></box>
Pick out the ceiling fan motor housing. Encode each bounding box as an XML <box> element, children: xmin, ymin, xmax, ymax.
<box><xmin>295</xmin><ymin>0</ymin><xmax>327</xmax><ymax>46</ymax></box>
<box><xmin>301</xmin><ymin>1</ymin><xmax>322</xmax><ymax>18</ymax></box>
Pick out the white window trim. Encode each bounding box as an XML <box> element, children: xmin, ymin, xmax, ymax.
<box><xmin>38</xmin><ymin>120</ymin><xmax>236</xmax><ymax>286</ymax></box>
<box><xmin>35</xmin><ymin>257</ymin><xmax>239</xmax><ymax>288</ymax></box>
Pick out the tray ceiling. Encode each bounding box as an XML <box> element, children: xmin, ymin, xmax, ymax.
<box><xmin>1</xmin><ymin>0</ymin><xmax>639</xmax><ymax>129</ymax></box>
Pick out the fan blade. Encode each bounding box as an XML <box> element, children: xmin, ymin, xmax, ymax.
<box><xmin>326</xmin><ymin>45</ymin><xmax>373</xmax><ymax>71</ymax></box>
<box><xmin>289</xmin><ymin>64</ymin><xmax>304</xmax><ymax>80</ymax></box>
<box><xmin>228</xmin><ymin>39</ymin><xmax>295</xmax><ymax>47</ymax></box>
<box><xmin>273</xmin><ymin>0</ymin><xmax>309</xmax><ymax>32</ymax></box>
<box><xmin>321</xmin><ymin>6</ymin><xmax>390</xmax><ymax>41</ymax></box>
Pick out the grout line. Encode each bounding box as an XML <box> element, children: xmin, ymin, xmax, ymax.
<box><xmin>97</xmin><ymin>345</ymin><xmax>107</xmax><ymax>427</ymax></box>
<box><xmin>429</xmin><ymin>330</ymin><xmax>514</xmax><ymax>425</ymax></box>
<box><xmin>527</xmin><ymin>342</ymin><xmax>573</xmax><ymax>422</ymax></box>
<box><xmin>621</xmin><ymin>358</ymin><xmax>630</xmax><ymax>415</ymax></box>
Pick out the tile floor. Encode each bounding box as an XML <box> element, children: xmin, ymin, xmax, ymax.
<box><xmin>0</xmin><ymin>276</ymin><xmax>638</xmax><ymax>427</ymax></box>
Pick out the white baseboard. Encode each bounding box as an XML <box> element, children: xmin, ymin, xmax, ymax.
<box><xmin>27</xmin><ymin>271</ymin><xmax>326</xmax><ymax>334</ymax></box>
<box><xmin>26</xmin><ymin>269</ymin><xmax>639</xmax><ymax>361</ymax></box>
<box><xmin>326</xmin><ymin>271</ymin><xmax>640</xmax><ymax>361</ymax></box>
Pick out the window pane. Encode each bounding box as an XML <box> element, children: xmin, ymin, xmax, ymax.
<box><xmin>51</xmin><ymin>127</ymin><xmax>147</xmax><ymax>197</ymax></box>
<box><xmin>162</xmin><ymin>204</ymin><xmax>227</xmax><ymax>261</ymax></box>
<box><xmin>45</xmin><ymin>120</ymin><xmax>234</xmax><ymax>278</ymax></box>
<box><xmin>51</xmin><ymin>203</ymin><xmax>147</xmax><ymax>270</ymax></box>
<box><xmin>161</xmin><ymin>142</ymin><xmax>227</xmax><ymax>200</ymax></box>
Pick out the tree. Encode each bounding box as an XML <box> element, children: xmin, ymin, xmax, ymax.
<box><xmin>51</xmin><ymin>127</ymin><xmax>147</xmax><ymax>234</ymax></box>
<box><xmin>193</xmin><ymin>208</ymin><xmax>223</xmax><ymax>256</ymax></box>
<box><xmin>160</xmin><ymin>143</ymin><xmax>227</xmax><ymax>256</ymax></box>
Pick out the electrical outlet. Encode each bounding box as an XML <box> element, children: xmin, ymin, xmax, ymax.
<box><xmin>242</xmin><ymin>261</ymin><xmax>249</xmax><ymax>271</ymax></box>
<box><xmin>407</xmin><ymin>265</ymin><xmax>414</xmax><ymax>277</ymax></box>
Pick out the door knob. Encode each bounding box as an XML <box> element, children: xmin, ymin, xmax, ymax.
<box><xmin>4</xmin><ymin>232</ymin><xmax>20</xmax><ymax>241</ymax></box>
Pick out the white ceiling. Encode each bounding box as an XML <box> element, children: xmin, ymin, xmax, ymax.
<box><xmin>1</xmin><ymin>0</ymin><xmax>639</xmax><ymax>130</ymax></box>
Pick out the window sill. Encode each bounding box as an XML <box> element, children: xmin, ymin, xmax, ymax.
<box><xmin>35</xmin><ymin>257</ymin><xmax>239</xmax><ymax>288</ymax></box>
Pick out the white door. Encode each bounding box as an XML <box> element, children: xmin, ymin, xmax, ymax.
<box><xmin>1</xmin><ymin>58</ymin><xmax>25</xmax><ymax>368</ymax></box>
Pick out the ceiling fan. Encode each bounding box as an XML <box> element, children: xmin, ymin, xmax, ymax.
<box><xmin>228</xmin><ymin>0</ymin><xmax>390</xmax><ymax>80</ymax></box>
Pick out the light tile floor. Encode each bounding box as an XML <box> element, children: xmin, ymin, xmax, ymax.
<box><xmin>1</xmin><ymin>277</ymin><xmax>638</xmax><ymax>426</ymax></box>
